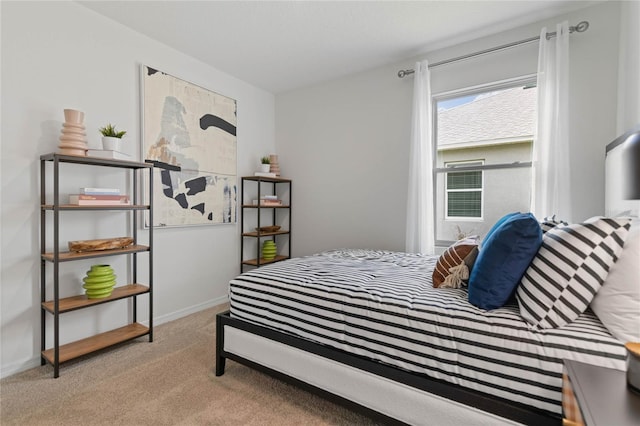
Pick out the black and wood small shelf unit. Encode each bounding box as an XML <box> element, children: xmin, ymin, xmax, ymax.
<box><xmin>240</xmin><ymin>176</ymin><xmax>291</xmax><ymax>271</ymax></box>
<box><xmin>39</xmin><ymin>153</ymin><xmax>153</xmax><ymax>378</ymax></box>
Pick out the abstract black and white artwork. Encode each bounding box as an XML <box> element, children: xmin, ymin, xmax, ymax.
<box><xmin>141</xmin><ymin>65</ymin><xmax>237</xmax><ymax>227</ymax></box>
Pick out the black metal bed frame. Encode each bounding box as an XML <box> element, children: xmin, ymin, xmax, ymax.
<box><xmin>215</xmin><ymin>311</ymin><xmax>560</xmax><ymax>426</ymax></box>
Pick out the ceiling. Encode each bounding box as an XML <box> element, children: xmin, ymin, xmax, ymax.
<box><xmin>78</xmin><ymin>1</ymin><xmax>598</xmax><ymax>94</ymax></box>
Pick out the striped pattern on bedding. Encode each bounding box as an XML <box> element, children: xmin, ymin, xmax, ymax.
<box><xmin>229</xmin><ymin>249</ymin><xmax>626</xmax><ymax>416</ymax></box>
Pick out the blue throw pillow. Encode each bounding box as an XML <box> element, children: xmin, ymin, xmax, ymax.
<box><xmin>468</xmin><ymin>212</ymin><xmax>542</xmax><ymax>310</ymax></box>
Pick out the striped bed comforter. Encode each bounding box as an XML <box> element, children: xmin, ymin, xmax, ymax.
<box><xmin>229</xmin><ymin>249</ymin><xmax>626</xmax><ymax>415</ymax></box>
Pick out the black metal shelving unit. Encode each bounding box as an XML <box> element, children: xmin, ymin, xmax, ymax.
<box><xmin>240</xmin><ymin>176</ymin><xmax>292</xmax><ymax>272</ymax></box>
<box><xmin>39</xmin><ymin>153</ymin><xmax>153</xmax><ymax>378</ymax></box>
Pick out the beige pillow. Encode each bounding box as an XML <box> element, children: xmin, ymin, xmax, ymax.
<box><xmin>433</xmin><ymin>237</ymin><xmax>479</xmax><ymax>288</ymax></box>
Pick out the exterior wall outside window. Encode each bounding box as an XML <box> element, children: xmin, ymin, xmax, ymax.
<box><xmin>436</xmin><ymin>142</ymin><xmax>532</xmax><ymax>242</ymax></box>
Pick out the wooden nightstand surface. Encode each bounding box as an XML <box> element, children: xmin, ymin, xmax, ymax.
<box><xmin>563</xmin><ymin>359</ymin><xmax>640</xmax><ymax>426</ymax></box>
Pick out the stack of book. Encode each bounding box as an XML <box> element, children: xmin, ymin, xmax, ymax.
<box><xmin>86</xmin><ymin>149</ymin><xmax>131</xmax><ymax>161</ymax></box>
<box><xmin>69</xmin><ymin>187</ymin><xmax>130</xmax><ymax>205</ymax></box>
<box><xmin>259</xmin><ymin>195</ymin><xmax>282</xmax><ymax>206</ymax></box>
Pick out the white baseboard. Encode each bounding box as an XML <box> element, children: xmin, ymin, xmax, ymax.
<box><xmin>139</xmin><ymin>295</ymin><xmax>228</xmax><ymax>327</ymax></box>
<box><xmin>0</xmin><ymin>296</ymin><xmax>228</xmax><ymax>379</ymax></box>
<box><xmin>0</xmin><ymin>358</ymin><xmax>43</xmax><ymax>380</ymax></box>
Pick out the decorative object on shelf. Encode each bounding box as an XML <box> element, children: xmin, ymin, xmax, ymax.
<box><xmin>86</xmin><ymin>149</ymin><xmax>131</xmax><ymax>161</ymax></box>
<box><xmin>58</xmin><ymin>108</ymin><xmax>88</xmax><ymax>156</ymax></box>
<box><xmin>142</xmin><ymin>64</ymin><xmax>237</xmax><ymax>228</ymax></box>
<box><xmin>269</xmin><ymin>154</ymin><xmax>280</xmax><ymax>176</ymax></box>
<box><xmin>256</xmin><ymin>225</ymin><xmax>281</xmax><ymax>233</ymax></box>
<box><xmin>98</xmin><ymin>123</ymin><xmax>127</xmax><ymax>152</ymax></box>
<box><xmin>82</xmin><ymin>264</ymin><xmax>116</xmax><ymax>299</ymax></box>
<box><xmin>68</xmin><ymin>236</ymin><xmax>134</xmax><ymax>252</ymax></box>
<box><xmin>64</xmin><ymin>108</ymin><xmax>83</xmax><ymax>123</ymax></box>
<box><xmin>626</xmin><ymin>342</ymin><xmax>640</xmax><ymax>392</ymax></box>
<box><xmin>68</xmin><ymin>194</ymin><xmax>130</xmax><ymax>205</ymax></box>
<box><xmin>262</xmin><ymin>240</ymin><xmax>277</xmax><ymax>260</ymax></box>
<box><xmin>258</xmin><ymin>196</ymin><xmax>282</xmax><ymax>206</ymax></box>
<box><xmin>81</xmin><ymin>187</ymin><xmax>120</xmax><ymax>195</ymax></box>
<box><xmin>260</xmin><ymin>156</ymin><xmax>271</xmax><ymax>173</ymax></box>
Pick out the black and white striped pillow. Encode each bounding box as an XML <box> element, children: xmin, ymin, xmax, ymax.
<box><xmin>516</xmin><ymin>216</ymin><xmax>631</xmax><ymax>329</ymax></box>
<box><xmin>539</xmin><ymin>215</ymin><xmax>568</xmax><ymax>233</ymax></box>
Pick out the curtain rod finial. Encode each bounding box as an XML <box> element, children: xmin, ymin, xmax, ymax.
<box><xmin>574</xmin><ymin>21</ymin><xmax>589</xmax><ymax>33</ymax></box>
<box><xmin>398</xmin><ymin>69</ymin><xmax>414</xmax><ymax>78</ymax></box>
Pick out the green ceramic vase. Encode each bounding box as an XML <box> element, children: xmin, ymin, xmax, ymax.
<box><xmin>82</xmin><ymin>264</ymin><xmax>116</xmax><ymax>299</ymax></box>
<box><xmin>262</xmin><ymin>240</ymin><xmax>277</xmax><ymax>260</ymax></box>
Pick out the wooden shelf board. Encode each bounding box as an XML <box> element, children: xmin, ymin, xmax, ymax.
<box><xmin>42</xmin><ymin>284</ymin><xmax>149</xmax><ymax>314</ymax></box>
<box><xmin>42</xmin><ymin>244</ymin><xmax>149</xmax><ymax>262</ymax></box>
<box><xmin>242</xmin><ymin>176</ymin><xmax>291</xmax><ymax>183</ymax></box>
<box><xmin>42</xmin><ymin>204</ymin><xmax>149</xmax><ymax>211</ymax></box>
<box><xmin>242</xmin><ymin>204</ymin><xmax>290</xmax><ymax>209</ymax></box>
<box><xmin>242</xmin><ymin>255</ymin><xmax>289</xmax><ymax>266</ymax></box>
<box><xmin>242</xmin><ymin>230</ymin><xmax>290</xmax><ymax>237</ymax></box>
<box><xmin>40</xmin><ymin>153</ymin><xmax>152</xmax><ymax>169</ymax></box>
<box><xmin>42</xmin><ymin>323</ymin><xmax>149</xmax><ymax>365</ymax></box>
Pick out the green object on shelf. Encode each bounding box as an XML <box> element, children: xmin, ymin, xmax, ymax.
<box><xmin>82</xmin><ymin>264</ymin><xmax>116</xmax><ymax>298</ymax></box>
<box><xmin>262</xmin><ymin>240</ymin><xmax>277</xmax><ymax>260</ymax></box>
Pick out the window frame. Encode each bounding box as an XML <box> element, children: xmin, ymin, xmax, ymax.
<box><xmin>432</xmin><ymin>74</ymin><xmax>537</xmax><ymax>247</ymax></box>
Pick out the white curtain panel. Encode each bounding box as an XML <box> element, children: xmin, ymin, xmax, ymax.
<box><xmin>405</xmin><ymin>60</ymin><xmax>435</xmax><ymax>254</ymax></box>
<box><xmin>532</xmin><ymin>21</ymin><xmax>572</xmax><ymax>222</ymax></box>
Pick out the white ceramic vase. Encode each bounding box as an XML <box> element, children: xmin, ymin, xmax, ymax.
<box><xmin>102</xmin><ymin>136</ymin><xmax>123</xmax><ymax>152</ymax></box>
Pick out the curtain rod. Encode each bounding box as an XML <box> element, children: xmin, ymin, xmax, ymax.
<box><xmin>397</xmin><ymin>21</ymin><xmax>589</xmax><ymax>78</ymax></box>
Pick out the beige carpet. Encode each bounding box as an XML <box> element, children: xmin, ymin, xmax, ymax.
<box><xmin>0</xmin><ymin>304</ymin><xmax>378</xmax><ymax>425</ymax></box>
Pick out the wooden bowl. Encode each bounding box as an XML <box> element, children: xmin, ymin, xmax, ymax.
<box><xmin>68</xmin><ymin>237</ymin><xmax>134</xmax><ymax>252</ymax></box>
<box><xmin>256</xmin><ymin>225</ymin><xmax>281</xmax><ymax>233</ymax></box>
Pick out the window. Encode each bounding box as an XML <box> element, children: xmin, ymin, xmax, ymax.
<box><xmin>445</xmin><ymin>161</ymin><xmax>483</xmax><ymax>219</ymax></box>
<box><xmin>434</xmin><ymin>77</ymin><xmax>536</xmax><ymax>244</ymax></box>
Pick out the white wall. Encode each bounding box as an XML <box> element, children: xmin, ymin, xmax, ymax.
<box><xmin>0</xmin><ymin>1</ymin><xmax>275</xmax><ymax>377</ymax></box>
<box><xmin>276</xmin><ymin>1</ymin><xmax>623</xmax><ymax>257</ymax></box>
<box><xmin>617</xmin><ymin>0</ymin><xmax>640</xmax><ymax>132</ymax></box>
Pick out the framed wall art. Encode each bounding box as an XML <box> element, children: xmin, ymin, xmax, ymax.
<box><xmin>141</xmin><ymin>65</ymin><xmax>237</xmax><ymax>227</ymax></box>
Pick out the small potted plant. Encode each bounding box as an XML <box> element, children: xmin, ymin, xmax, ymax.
<box><xmin>260</xmin><ymin>156</ymin><xmax>271</xmax><ymax>173</ymax></box>
<box><xmin>99</xmin><ymin>123</ymin><xmax>127</xmax><ymax>152</ymax></box>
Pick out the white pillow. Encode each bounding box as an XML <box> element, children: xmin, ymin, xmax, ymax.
<box><xmin>517</xmin><ymin>216</ymin><xmax>631</xmax><ymax>329</ymax></box>
<box><xmin>590</xmin><ymin>220</ymin><xmax>640</xmax><ymax>342</ymax></box>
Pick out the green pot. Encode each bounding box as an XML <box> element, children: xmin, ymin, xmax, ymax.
<box><xmin>262</xmin><ymin>240</ymin><xmax>277</xmax><ymax>260</ymax></box>
<box><xmin>82</xmin><ymin>264</ymin><xmax>116</xmax><ymax>298</ymax></box>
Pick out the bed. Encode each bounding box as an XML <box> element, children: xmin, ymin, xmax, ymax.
<box><xmin>215</xmin><ymin>244</ymin><xmax>632</xmax><ymax>425</ymax></box>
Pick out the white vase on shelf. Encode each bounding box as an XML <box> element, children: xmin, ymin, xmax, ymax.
<box><xmin>102</xmin><ymin>136</ymin><xmax>123</xmax><ymax>152</ymax></box>
<box><xmin>259</xmin><ymin>164</ymin><xmax>270</xmax><ymax>173</ymax></box>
